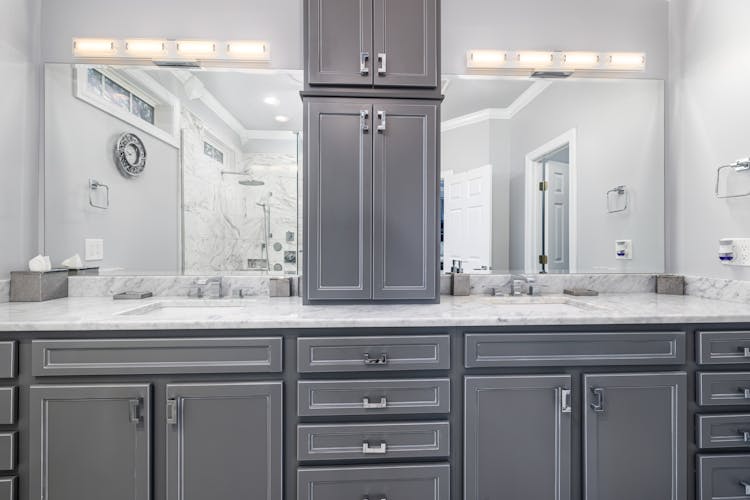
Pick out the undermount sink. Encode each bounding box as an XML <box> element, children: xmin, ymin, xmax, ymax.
<box><xmin>117</xmin><ymin>299</ymin><xmax>248</xmax><ymax>317</ymax></box>
<box><xmin>481</xmin><ymin>295</ymin><xmax>607</xmax><ymax>314</ymax></box>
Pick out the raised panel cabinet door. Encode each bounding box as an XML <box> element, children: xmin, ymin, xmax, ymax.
<box><xmin>583</xmin><ymin>372</ymin><xmax>687</xmax><ymax>500</ymax></box>
<box><xmin>372</xmin><ymin>101</ymin><xmax>438</xmax><ymax>300</ymax></box>
<box><xmin>305</xmin><ymin>99</ymin><xmax>373</xmax><ymax>301</ymax></box>
<box><xmin>464</xmin><ymin>375</ymin><xmax>573</xmax><ymax>500</ymax></box>
<box><xmin>30</xmin><ymin>384</ymin><xmax>151</xmax><ymax>500</ymax></box>
<box><xmin>373</xmin><ymin>0</ymin><xmax>438</xmax><ymax>87</ymax></box>
<box><xmin>165</xmin><ymin>382</ymin><xmax>283</xmax><ymax>500</ymax></box>
<box><xmin>306</xmin><ymin>0</ymin><xmax>374</xmax><ymax>86</ymax></box>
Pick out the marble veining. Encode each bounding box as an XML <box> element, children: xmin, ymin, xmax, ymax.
<box><xmin>68</xmin><ymin>275</ymin><xmax>291</xmax><ymax>298</ymax></box>
<box><xmin>2</xmin><ymin>293</ymin><xmax>750</xmax><ymax>332</ymax></box>
<box><xmin>441</xmin><ymin>273</ymin><xmax>656</xmax><ymax>295</ymax></box>
<box><xmin>684</xmin><ymin>276</ymin><xmax>750</xmax><ymax>303</ymax></box>
<box><xmin>0</xmin><ymin>280</ymin><xmax>8</xmax><ymax>303</ymax></box>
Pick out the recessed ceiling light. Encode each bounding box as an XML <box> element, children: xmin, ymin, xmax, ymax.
<box><xmin>264</xmin><ymin>97</ymin><xmax>280</xmax><ymax>106</ymax></box>
<box><xmin>275</xmin><ymin>115</ymin><xmax>290</xmax><ymax>123</ymax></box>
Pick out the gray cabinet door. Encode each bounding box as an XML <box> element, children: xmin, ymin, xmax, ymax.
<box><xmin>30</xmin><ymin>384</ymin><xmax>151</xmax><ymax>500</ymax></box>
<box><xmin>464</xmin><ymin>375</ymin><xmax>572</xmax><ymax>500</ymax></box>
<box><xmin>584</xmin><ymin>372</ymin><xmax>686</xmax><ymax>500</ymax></box>
<box><xmin>372</xmin><ymin>101</ymin><xmax>438</xmax><ymax>300</ymax></box>
<box><xmin>305</xmin><ymin>99</ymin><xmax>373</xmax><ymax>301</ymax></box>
<box><xmin>306</xmin><ymin>0</ymin><xmax>373</xmax><ymax>86</ymax></box>
<box><xmin>373</xmin><ymin>0</ymin><xmax>438</xmax><ymax>88</ymax></box>
<box><xmin>165</xmin><ymin>382</ymin><xmax>283</xmax><ymax>500</ymax></box>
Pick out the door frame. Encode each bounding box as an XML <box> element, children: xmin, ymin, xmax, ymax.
<box><xmin>524</xmin><ymin>129</ymin><xmax>578</xmax><ymax>274</ymax></box>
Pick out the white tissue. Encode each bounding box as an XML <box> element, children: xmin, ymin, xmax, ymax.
<box><xmin>28</xmin><ymin>255</ymin><xmax>52</xmax><ymax>272</ymax></box>
<box><xmin>61</xmin><ymin>254</ymin><xmax>84</xmax><ymax>269</ymax></box>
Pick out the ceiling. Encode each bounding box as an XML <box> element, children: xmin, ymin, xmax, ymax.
<box><xmin>441</xmin><ymin>76</ymin><xmax>534</xmax><ymax>121</ymax></box>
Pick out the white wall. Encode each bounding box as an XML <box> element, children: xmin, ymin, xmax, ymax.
<box><xmin>508</xmin><ymin>80</ymin><xmax>665</xmax><ymax>274</ymax></box>
<box><xmin>667</xmin><ymin>0</ymin><xmax>750</xmax><ymax>279</ymax></box>
<box><xmin>443</xmin><ymin>0</ymin><xmax>670</xmax><ymax>79</ymax></box>
<box><xmin>44</xmin><ymin>64</ymin><xmax>180</xmax><ymax>273</ymax></box>
<box><xmin>40</xmin><ymin>0</ymin><xmax>302</xmax><ymax>69</ymax></box>
<box><xmin>0</xmin><ymin>0</ymin><xmax>41</xmax><ymax>279</ymax></box>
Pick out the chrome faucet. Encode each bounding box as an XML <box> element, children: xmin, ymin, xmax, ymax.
<box><xmin>510</xmin><ymin>275</ymin><xmax>536</xmax><ymax>296</ymax></box>
<box><xmin>193</xmin><ymin>277</ymin><xmax>223</xmax><ymax>299</ymax></box>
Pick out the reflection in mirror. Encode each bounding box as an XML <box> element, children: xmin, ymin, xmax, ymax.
<box><xmin>44</xmin><ymin>64</ymin><xmax>302</xmax><ymax>276</ymax></box>
<box><xmin>441</xmin><ymin>76</ymin><xmax>665</xmax><ymax>275</ymax></box>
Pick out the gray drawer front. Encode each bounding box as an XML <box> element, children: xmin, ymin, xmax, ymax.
<box><xmin>297</xmin><ymin>335</ymin><xmax>450</xmax><ymax>373</ymax></box>
<box><xmin>0</xmin><ymin>343</ymin><xmax>16</xmax><ymax>379</ymax></box>
<box><xmin>698</xmin><ymin>454</ymin><xmax>750</xmax><ymax>500</ymax></box>
<box><xmin>699</xmin><ymin>372</ymin><xmax>750</xmax><ymax>406</ymax></box>
<box><xmin>0</xmin><ymin>477</ymin><xmax>15</xmax><ymax>500</ymax></box>
<box><xmin>298</xmin><ymin>422</ymin><xmax>450</xmax><ymax>462</ymax></box>
<box><xmin>0</xmin><ymin>388</ymin><xmax>16</xmax><ymax>425</ymax></box>
<box><xmin>297</xmin><ymin>464</ymin><xmax>450</xmax><ymax>500</ymax></box>
<box><xmin>32</xmin><ymin>337</ymin><xmax>283</xmax><ymax>376</ymax></box>
<box><xmin>698</xmin><ymin>331</ymin><xmax>750</xmax><ymax>365</ymax></box>
<box><xmin>298</xmin><ymin>379</ymin><xmax>450</xmax><ymax>417</ymax></box>
<box><xmin>698</xmin><ymin>414</ymin><xmax>750</xmax><ymax>449</ymax></box>
<box><xmin>465</xmin><ymin>331</ymin><xmax>686</xmax><ymax>367</ymax></box>
<box><xmin>0</xmin><ymin>433</ymin><xmax>15</xmax><ymax>471</ymax></box>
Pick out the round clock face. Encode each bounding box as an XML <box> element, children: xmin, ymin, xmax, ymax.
<box><xmin>114</xmin><ymin>133</ymin><xmax>147</xmax><ymax>177</ymax></box>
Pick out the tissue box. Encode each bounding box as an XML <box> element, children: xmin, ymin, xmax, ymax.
<box><xmin>10</xmin><ymin>270</ymin><xmax>69</xmax><ymax>302</ymax></box>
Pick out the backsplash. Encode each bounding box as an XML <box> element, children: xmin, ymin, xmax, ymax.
<box><xmin>440</xmin><ymin>273</ymin><xmax>657</xmax><ymax>296</ymax></box>
<box><xmin>0</xmin><ymin>280</ymin><xmax>8</xmax><ymax>303</ymax></box>
<box><xmin>684</xmin><ymin>276</ymin><xmax>750</xmax><ymax>303</ymax></box>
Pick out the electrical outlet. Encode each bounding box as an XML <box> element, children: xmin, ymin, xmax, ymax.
<box><xmin>722</xmin><ymin>238</ymin><xmax>750</xmax><ymax>266</ymax></box>
<box><xmin>85</xmin><ymin>238</ymin><xmax>104</xmax><ymax>261</ymax></box>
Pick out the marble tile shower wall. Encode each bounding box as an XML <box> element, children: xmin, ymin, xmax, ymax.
<box><xmin>182</xmin><ymin>111</ymin><xmax>298</xmax><ymax>275</ymax></box>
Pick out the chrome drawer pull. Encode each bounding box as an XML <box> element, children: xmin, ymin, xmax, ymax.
<box><xmin>377</xmin><ymin>111</ymin><xmax>387</xmax><ymax>132</ymax></box>
<box><xmin>128</xmin><ymin>398</ymin><xmax>143</xmax><ymax>424</ymax></box>
<box><xmin>560</xmin><ymin>388</ymin><xmax>572</xmax><ymax>414</ymax></box>
<box><xmin>360</xmin><ymin>52</ymin><xmax>370</xmax><ymax>75</ymax></box>
<box><xmin>743</xmin><ymin>347</ymin><xmax>750</xmax><ymax>358</ymax></box>
<box><xmin>364</xmin><ymin>353</ymin><xmax>388</xmax><ymax>365</ymax></box>
<box><xmin>362</xmin><ymin>442</ymin><xmax>387</xmax><ymax>454</ymax></box>
<box><xmin>377</xmin><ymin>52</ymin><xmax>387</xmax><ymax>75</ymax></box>
<box><xmin>363</xmin><ymin>497</ymin><xmax>387</xmax><ymax>500</ymax></box>
<box><xmin>360</xmin><ymin>110</ymin><xmax>370</xmax><ymax>133</ymax></box>
<box><xmin>741</xmin><ymin>430</ymin><xmax>750</xmax><ymax>443</ymax></box>
<box><xmin>362</xmin><ymin>397</ymin><xmax>387</xmax><ymax>409</ymax></box>
<box><xmin>166</xmin><ymin>399</ymin><xmax>178</xmax><ymax>425</ymax></box>
<box><xmin>741</xmin><ymin>388</ymin><xmax>750</xmax><ymax>399</ymax></box>
<box><xmin>741</xmin><ymin>481</ymin><xmax>750</xmax><ymax>495</ymax></box>
<box><xmin>590</xmin><ymin>388</ymin><xmax>605</xmax><ymax>413</ymax></box>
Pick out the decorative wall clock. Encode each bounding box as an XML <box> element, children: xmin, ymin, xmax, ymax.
<box><xmin>114</xmin><ymin>132</ymin><xmax>147</xmax><ymax>177</ymax></box>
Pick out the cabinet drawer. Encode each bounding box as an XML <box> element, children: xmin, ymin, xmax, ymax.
<box><xmin>698</xmin><ymin>372</ymin><xmax>750</xmax><ymax>406</ymax></box>
<box><xmin>0</xmin><ymin>477</ymin><xmax>15</xmax><ymax>500</ymax></box>
<box><xmin>698</xmin><ymin>331</ymin><xmax>750</xmax><ymax>365</ymax></box>
<box><xmin>298</xmin><ymin>379</ymin><xmax>450</xmax><ymax>417</ymax></box>
<box><xmin>0</xmin><ymin>433</ymin><xmax>15</xmax><ymax>471</ymax></box>
<box><xmin>297</xmin><ymin>335</ymin><xmax>450</xmax><ymax>373</ymax></box>
<box><xmin>698</xmin><ymin>454</ymin><xmax>750</xmax><ymax>500</ymax></box>
<box><xmin>465</xmin><ymin>332</ymin><xmax>686</xmax><ymax>367</ymax></box>
<box><xmin>0</xmin><ymin>387</ymin><xmax>16</xmax><ymax>425</ymax></box>
<box><xmin>297</xmin><ymin>464</ymin><xmax>450</xmax><ymax>500</ymax></box>
<box><xmin>32</xmin><ymin>337</ymin><xmax>282</xmax><ymax>375</ymax></box>
<box><xmin>0</xmin><ymin>343</ymin><xmax>16</xmax><ymax>379</ymax></box>
<box><xmin>698</xmin><ymin>414</ymin><xmax>750</xmax><ymax>449</ymax></box>
<box><xmin>298</xmin><ymin>422</ymin><xmax>450</xmax><ymax>462</ymax></box>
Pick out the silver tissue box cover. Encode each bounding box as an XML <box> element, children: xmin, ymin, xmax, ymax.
<box><xmin>10</xmin><ymin>270</ymin><xmax>69</xmax><ymax>302</ymax></box>
<box><xmin>269</xmin><ymin>278</ymin><xmax>292</xmax><ymax>297</ymax></box>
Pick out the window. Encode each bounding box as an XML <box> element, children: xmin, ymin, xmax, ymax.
<box><xmin>203</xmin><ymin>141</ymin><xmax>225</xmax><ymax>164</ymax></box>
<box><xmin>87</xmin><ymin>68</ymin><xmax>155</xmax><ymax>125</ymax></box>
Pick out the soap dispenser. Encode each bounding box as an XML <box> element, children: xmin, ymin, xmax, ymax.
<box><xmin>451</xmin><ymin>260</ymin><xmax>470</xmax><ymax>296</ymax></box>
<box><xmin>718</xmin><ymin>239</ymin><xmax>735</xmax><ymax>263</ymax></box>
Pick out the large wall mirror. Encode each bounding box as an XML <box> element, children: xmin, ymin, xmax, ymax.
<box><xmin>441</xmin><ymin>75</ymin><xmax>665</xmax><ymax>275</ymax></box>
<box><xmin>43</xmin><ymin>64</ymin><xmax>302</xmax><ymax>276</ymax></box>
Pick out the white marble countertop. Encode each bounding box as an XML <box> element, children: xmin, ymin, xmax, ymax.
<box><xmin>0</xmin><ymin>293</ymin><xmax>748</xmax><ymax>332</ymax></box>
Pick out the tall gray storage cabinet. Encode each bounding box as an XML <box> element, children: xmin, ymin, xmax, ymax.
<box><xmin>303</xmin><ymin>0</ymin><xmax>441</xmax><ymax>303</ymax></box>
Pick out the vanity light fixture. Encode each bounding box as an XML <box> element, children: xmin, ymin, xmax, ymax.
<box><xmin>562</xmin><ymin>52</ymin><xmax>600</xmax><ymax>68</ymax></box>
<box><xmin>264</xmin><ymin>96</ymin><xmax>281</xmax><ymax>106</ymax></box>
<box><xmin>226</xmin><ymin>40</ymin><xmax>270</xmax><ymax>61</ymax></box>
<box><xmin>176</xmin><ymin>40</ymin><xmax>217</xmax><ymax>56</ymax></box>
<box><xmin>72</xmin><ymin>38</ymin><xmax>117</xmax><ymax>56</ymax></box>
<box><xmin>275</xmin><ymin>115</ymin><xmax>290</xmax><ymax>123</ymax></box>
<box><xmin>516</xmin><ymin>51</ymin><xmax>555</xmax><ymax>68</ymax></box>
<box><xmin>124</xmin><ymin>39</ymin><xmax>167</xmax><ymax>56</ymax></box>
<box><xmin>466</xmin><ymin>50</ymin><xmax>507</xmax><ymax>69</ymax></box>
<box><xmin>607</xmin><ymin>53</ymin><xmax>647</xmax><ymax>69</ymax></box>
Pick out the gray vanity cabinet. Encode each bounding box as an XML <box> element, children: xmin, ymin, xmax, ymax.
<box><xmin>583</xmin><ymin>372</ymin><xmax>687</xmax><ymax>500</ymax></box>
<box><xmin>165</xmin><ymin>382</ymin><xmax>283</xmax><ymax>500</ymax></box>
<box><xmin>306</xmin><ymin>0</ymin><xmax>438</xmax><ymax>89</ymax></box>
<box><xmin>29</xmin><ymin>384</ymin><xmax>151</xmax><ymax>500</ymax></box>
<box><xmin>464</xmin><ymin>375</ymin><xmax>573</xmax><ymax>500</ymax></box>
<box><xmin>305</xmin><ymin>98</ymin><xmax>438</xmax><ymax>302</ymax></box>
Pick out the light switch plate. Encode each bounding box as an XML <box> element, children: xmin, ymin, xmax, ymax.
<box><xmin>85</xmin><ymin>238</ymin><xmax>104</xmax><ymax>261</ymax></box>
<box><xmin>722</xmin><ymin>238</ymin><xmax>750</xmax><ymax>266</ymax></box>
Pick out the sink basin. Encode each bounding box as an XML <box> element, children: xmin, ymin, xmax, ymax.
<box><xmin>117</xmin><ymin>299</ymin><xmax>248</xmax><ymax>317</ymax></box>
<box><xmin>479</xmin><ymin>295</ymin><xmax>607</xmax><ymax>314</ymax></box>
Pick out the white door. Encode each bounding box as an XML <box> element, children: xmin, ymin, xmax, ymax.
<box><xmin>545</xmin><ymin>161</ymin><xmax>570</xmax><ymax>273</ymax></box>
<box><xmin>443</xmin><ymin>165</ymin><xmax>493</xmax><ymax>272</ymax></box>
